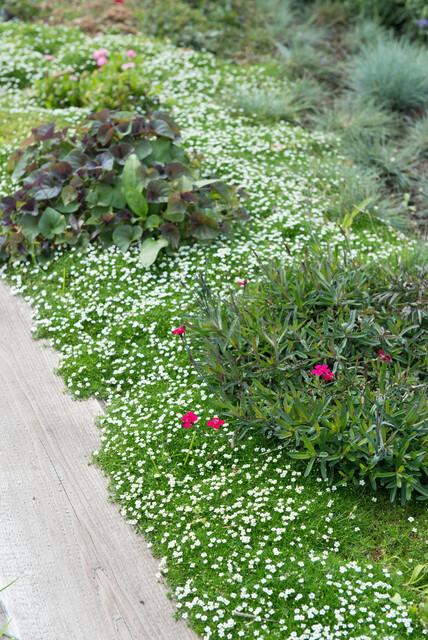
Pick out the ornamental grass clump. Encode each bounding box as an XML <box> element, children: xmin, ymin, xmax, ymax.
<box><xmin>189</xmin><ymin>246</ymin><xmax>428</xmax><ymax>504</ymax></box>
<box><xmin>0</xmin><ymin>109</ymin><xmax>246</xmax><ymax>264</ymax></box>
<box><xmin>350</xmin><ymin>38</ymin><xmax>428</xmax><ymax>112</ymax></box>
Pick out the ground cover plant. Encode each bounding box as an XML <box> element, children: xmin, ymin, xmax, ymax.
<box><xmin>188</xmin><ymin>246</ymin><xmax>428</xmax><ymax>503</ymax></box>
<box><xmin>0</xmin><ymin>17</ymin><xmax>428</xmax><ymax>640</ymax></box>
<box><xmin>0</xmin><ymin>108</ymin><xmax>244</xmax><ymax>263</ymax></box>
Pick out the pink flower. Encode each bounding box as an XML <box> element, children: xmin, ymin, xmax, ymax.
<box><xmin>96</xmin><ymin>56</ymin><xmax>108</xmax><ymax>67</ymax></box>
<box><xmin>93</xmin><ymin>48</ymin><xmax>109</xmax><ymax>61</ymax></box>
<box><xmin>172</xmin><ymin>325</ymin><xmax>186</xmax><ymax>336</ymax></box>
<box><xmin>126</xmin><ymin>49</ymin><xmax>137</xmax><ymax>58</ymax></box>
<box><xmin>121</xmin><ymin>62</ymin><xmax>135</xmax><ymax>70</ymax></box>
<box><xmin>207</xmin><ymin>417</ymin><xmax>225</xmax><ymax>430</ymax></box>
<box><xmin>378</xmin><ymin>349</ymin><xmax>391</xmax><ymax>363</ymax></box>
<box><xmin>181</xmin><ymin>411</ymin><xmax>199</xmax><ymax>428</ymax></box>
<box><xmin>237</xmin><ymin>279</ymin><xmax>248</xmax><ymax>287</ymax></box>
<box><xmin>311</xmin><ymin>364</ymin><xmax>334</xmax><ymax>381</ymax></box>
<box><xmin>45</xmin><ymin>54</ymin><xmax>55</xmax><ymax>61</ymax></box>
<box><xmin>114</xmin><ymin>0</ymin><xmax>124</xmax><ymax>3</ymax></box>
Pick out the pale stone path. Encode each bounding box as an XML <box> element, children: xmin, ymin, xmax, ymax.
<box><xmin>0</xmin><ymin>281</ymin><xmax>197</xmax><ymax>640</ymax></box>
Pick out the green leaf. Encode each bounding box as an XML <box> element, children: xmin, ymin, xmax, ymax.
<box><xmin>164</xmin><ymin>210</ymin><xmax>185</xmax><ymax>223</ymax></box>
<box><xmin>145</xmin><ymin>214</ymin><xmax>162</xmax><ymax>229</ymax></box>
<box><xmin>62</xmin><ymin>185</ymin><xmax>78</xmax><ymax>206</ymax></box>
<box><xmin>20</xmin><ymin>214</ymin><xmax>40</xmax><ymax>242</ymax></box>
<box><xmin>56</xmin><ymin>201</ymin><xmax>80</xmax><ymax>214</ymax></box>
<box><xmin>139</xmin><ymin>237</ymin><xmax>168</xmax><ymax>267</ymax></box>
<box><xmin>112</xmin><ymin>224</ymin><xmax>142</xmax><ymax>252</ymax></box>
<box><xmin>38</xmin><ymin>207</ymin><xmax>66</xmax><ymax>239</ymax></box>
<box><xmin>121</xmin><ymin>154</ymin><xmax>148</xmax><ymax>219</ymax></box>
<box><xmin>342</xmin><ymin>197</ymin><xmax>372</xmax><ymax>231</ymax></box>
<box><xmin>147</xmin><ymin>139</ymin><xmax>172</xmax><ymax>163</ymax></box>
<box><xmin>134</xmin><ymin>139</ymin><xmax>152</xmax><ymax>160</ymax></box>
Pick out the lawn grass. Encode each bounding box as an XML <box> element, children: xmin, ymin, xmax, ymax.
<box><xmin>0</xmin><ymin>21</ymin><xmax>427</xmax><ymax>640</ymax></box>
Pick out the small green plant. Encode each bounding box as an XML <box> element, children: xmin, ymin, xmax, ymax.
<box><xmin>138</xmin><ymin>0</ymin><xmax>271</xmax><ymax>58</ymax></box>
<box><xmin>404</xmin><ymin>113</ymin><xmax>428</xmax><ymax>160</ymax></box>
<box><xmin>350</xmin><ymin>38</ymin><xmax>428</xmax><ymax>111</ymax></box>
<box><xmin>313</xmin><ymin>160</ymin><xmax>408</xmax><ymax>230</ymax></box>
<box><xmin>313</xmin><ymin>97</ymin><xmax>398</xmax><ymax>145</ymax></box>
<box><xmin>188</xmin><ymin>246</ymin><xmax>428</xmax><ymax>504</ymax></box>
<box><xmin>232</xmin><ymin>78</ymin><xmax>323</xmax><ymax>123</ymax></box>
<box><xmin>0</xmin><ymin>0</ymin><xmax>41</xmax><ymax>22</ymax></box>
<box><xmin>0</xmin><ymin>109</ymin><xmax>246</xmax><ymax>264</ymax></box>
<box><xmin>35</xmin><ymin>52</ymin><xmax>159</xmax><ymax>112</ymax></box>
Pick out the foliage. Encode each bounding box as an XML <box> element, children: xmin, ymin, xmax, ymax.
<box><xmin>343</xmin><ymin>20</ymin><xmax>389</xmax><ymax>52</ymax></box>
<box><xmin>35</xmin><ymin>54</ymin><xmax>159</xmax><ymax>112</ymax></box>
<box><xmin>349</xmin><ymin>38</ymin><xmax>428</xmax><ymax>111</ymax></box>
<box><xmin>313</xmin><ymin>160</ymin><xmax>408</xmax><ymax>230</ymax></box>
<box><xmin>313</xmin><ymin>97</ymin><xmax>398</xmax><ymax>145</ymax></box>
<box><xmin>231</xmin><ymin>78</ymin><xmax>323</xmax><ymax>123</ymax></box>
<box><xmin>404</xmin><ymin>113</ymin><xmax>428</xmax><ymax>160</ymax></box>
<box><xmin>0</xmin><ymin>109</ymin><xmax>246</xmax><ymax>264</ymax></box>
<box><xmin>0</xmin><ymin>0</ymin><xmax>40</xmax><ymax>22</ymax></box>
<box><xmin>189</xmin><ymin>246</ymin><xmax>428</xmax><ymax>504</ymax></box>
<box><xmin>290</xmin><ymin>0</ymin><xmax>428</xmax><ymax>34</ymax></box>
<box><xmin>257</xmin><ymin>0</ymin><xmax>338</xmax><ymax>83</ymax></box>
<box><xmin>137</xmin><ymin>0</ymin><xmax>271</xmax><ymax>59</ymax></box>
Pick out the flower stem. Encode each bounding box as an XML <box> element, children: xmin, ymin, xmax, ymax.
<box><xmin>184</xmin><ymin>429</ymin><xmax>197</xmax><ymax>465</ymax></box>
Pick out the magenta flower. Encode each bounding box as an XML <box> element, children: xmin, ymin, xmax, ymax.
<box><xmin>378</xmin><ymin>349</ymin><xmax>391</xmax><ymax>363</ymax></box>
<box><xmin>237</xmin><ymin>279</ymin><xmax>248</xmax><ymax>287</ymax></box>
<box><xmin>207</xmin><ymin>417</ymin><xmax>225</xmax><ymax>430</ymax></box>
<box><xmin>311</xmin><ymin>364</ymin><xmax>334</xmax><ymax>381</ymax></box>
<box><xmin>126</xmin><ymin>49</ymin><xmax>137</xmax><ymax>58</ymax></box>
<box><xmin>96</xmin><ymin>56</ymin><xmax>108</xmax><ymax>67</ymax></box>
<box><xmin>172</xmin><ymin>325</ymin><xmax>186</xmax><ymax>336</ymax></box>
<box><xmin>181</xmin><ymin>411</ymin><xmax>199</xmax><ymax>429</ymax></box>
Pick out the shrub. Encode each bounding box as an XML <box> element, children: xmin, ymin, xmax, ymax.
<box><xmin>35</xmin><ymin>52</ymin><xmax>158</xmax><ymax>112</ymax></box>
<box><xmin>138</xmin><ymin>0</ymin><xmax>271</xmax><ymax>58</ymax></box>
<box><xmin>350</xmin><ymin>38</ymin><xmax>428</xmax><ymax>111</ymax></box>
<box><xmin>188</xmin><ymin>246</ymin><xmax>428</xmax><ymax>503</ymax></box>
<box><xmin>0</xmin><ymin>109</ymin><xmax>246</xmax><ymax>264</ymax></box>
<box><xmin>0</xmin><ymin>0</ymin><xmax>41</xmax><ymax>22</ymax></box>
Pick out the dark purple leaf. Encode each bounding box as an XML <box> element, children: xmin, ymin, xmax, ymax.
<box><xmin>31</xmin><ymin>123</ymin><xmax>56</xmax><ymax>141</ymax></box>
<box><xmin>146</xmin><ymin>179</ymin><xmax>170</xmax><ymax>203</ymax></box>
<box><xmin>50</xmin><ymin>161</ymin><xmax>73</xmax><ymax>180</ymax></box>
<box><xmin>160</xmin><ymin>222</ymin><xmax>180</xmax><ymax>249</ymax></box>
<box><xmin>110</xmin><ymin>143</ymin><xmax>133</xmax><ymax>164</ymax></box>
